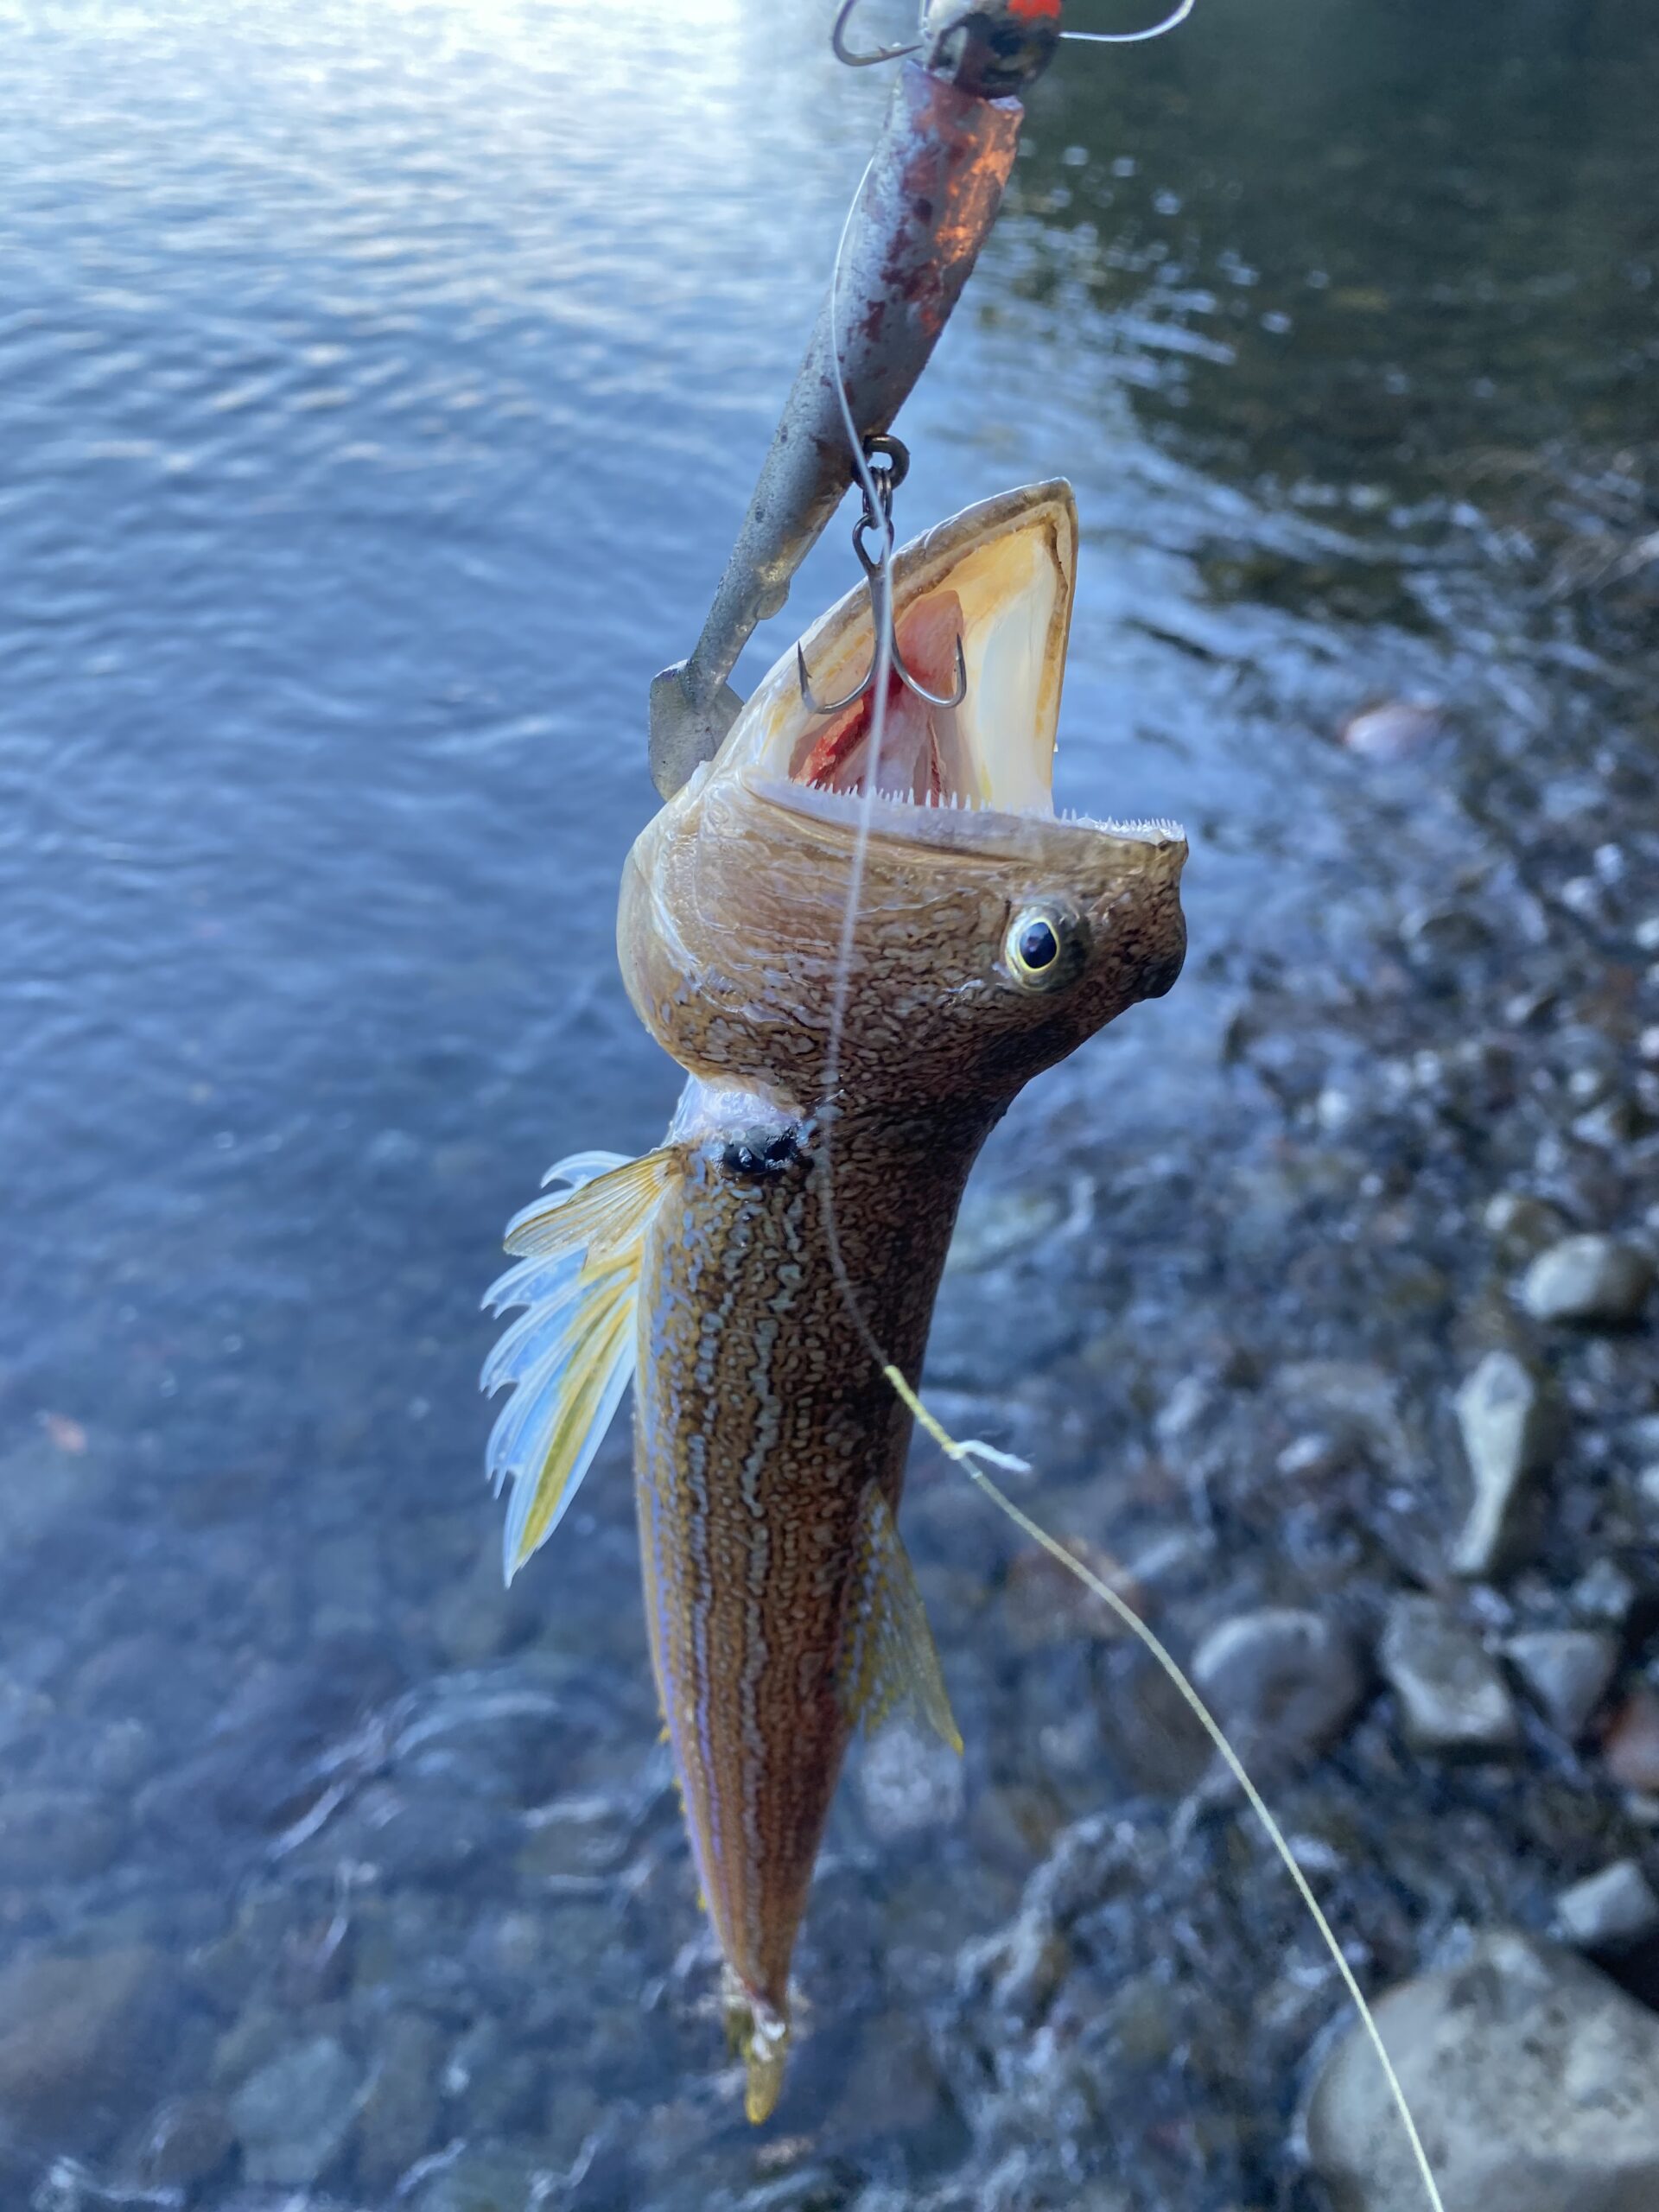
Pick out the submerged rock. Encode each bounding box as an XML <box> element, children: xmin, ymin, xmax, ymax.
<box><xmin>0</xmin><ymin>1946</ymin><xmax>175</xmax><ymax>2156</ymax></box>
<box><xmin>1378</xmin><ymin>1596</ymin><xmax>1518</xmax><ymax>1753</ymax></box>
<box><xmin>131</xmin><ymin>2093</ymin><xmax>236</xmax><ymax>2189</ymax></box>
<box><xmin>1306</xmin><ymin>1929</ymin><xmax>1659</xmax><ymax>2211</ymax></box>
<box><xmin>226</xmin><ymin>2033</ymin><xmax>362</xmax><ymax>2187</ymax></box>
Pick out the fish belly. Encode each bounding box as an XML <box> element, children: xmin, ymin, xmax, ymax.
<box><xmin>632</xmin><ymin>1128</ymin><xmax>967</xmax><ymax>2012</ymax></box>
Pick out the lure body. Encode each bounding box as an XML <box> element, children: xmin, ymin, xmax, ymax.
<box><xmin>485</xmin><ymin>483</ymin><xmax>1186</xmax><ymax>2118</ymax></box>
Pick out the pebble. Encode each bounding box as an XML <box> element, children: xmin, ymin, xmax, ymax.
<box><xmin>1554</xmin><ymin>1859</ymin><xmax>1659</xmax><ymax>1949</ymax></box>
<box><xmin>1448</xmin><ymin>1351</ymin><xmax>1555</xmax><ymax>1577</ymax></box>
<box><xmin>1503</xmin><ymin>1629</ymin><xmax>1616</xmax><ymax>1738</ymax></box>
<box><xmin>1520</xmin><ymin>1235</ymin><xmax>1654</xmax><ymax>1325</ymax></box>
<box><xmin>1604</xmin><ymin>1689</ymin><xmax>1659</xmax><ymax>1794</ymax></box>
<box><xmin>1307</xmin><ymin>1930</ymin><xmax>1659</xmax><ymax>2210</ymax></box>
<box><xmin>226</xmin><ymin>2034</ymin><xmax>362</xmax><ymax>2187</ymax></box>
<box><xmin>1378</xmin><ymin>1594</ymin><xmax>1519</xmax><ymax>1753</ymax></box>
<box><xmin>1188</xmin><ymin>1606</ymin><xmax>1365</xmax><ymax>1769</ymax></box>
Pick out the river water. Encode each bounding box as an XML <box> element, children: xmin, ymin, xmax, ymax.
<box><xmin>3</xmin><ymin>2</ymin><xmax>1656</xmax><ymax>2207</ymax></box>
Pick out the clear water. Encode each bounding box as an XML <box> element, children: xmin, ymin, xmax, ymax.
<box><xmin>2</xmin><ymin>1</ymin><xmax>1656</xmax><ymax>2205</ymax></box>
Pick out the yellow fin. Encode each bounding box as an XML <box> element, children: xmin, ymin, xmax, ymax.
<box><xmin>502</xmin><ymin>1147</ymin><xmax>677</xmax><ymax>1264</ymax></box>
<box><xmin>837</xmin><ymin>1484</ymin><xmax>963</xmax><ymax>1754</ymax></box>
<box><xmin>482</xmin><ymin>1147</ymin><xmax>679</xmax><ymax>1581</ymax></box>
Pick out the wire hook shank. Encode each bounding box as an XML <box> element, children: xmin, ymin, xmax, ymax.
<box><xmin>832</xmin><ymin>0</ymin><xmax>922</xmax><ymax>66</ymax></box>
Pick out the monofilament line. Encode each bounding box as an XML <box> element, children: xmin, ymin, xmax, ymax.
<box><xmin>1062</xmin><ymin>0</ymin><xmax>1198</xmax><ymax>41</ymax></box>
<box><xmin>887</xmin><ymin>1370</ymin><xmax>1447</xmax><ymax>2212</ymax></box>
<box><xmin>809</xmin><ymin>116</ymin><xmax>1442</xmax><ymax>2212</ymax></box>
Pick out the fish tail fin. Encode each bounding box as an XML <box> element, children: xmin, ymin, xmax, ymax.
<box><xmin>724</xmin><ymin>1971</ymin><xmax>789</xmax><ymax>2126</ymax></box>
<box><xmin>837</xmin><ymin>1482</ymin><xmax>963</xmax><ymax>1754</ymax></box>
<box><xmin>481</xmin><ymin>1146</ymin><xmax>677</xmax><ymax>1582</ymax></box>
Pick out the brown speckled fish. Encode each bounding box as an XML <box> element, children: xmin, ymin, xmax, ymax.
<box><xmin>482</xmin><ymin>481</ymin><xmax>1185</xmax><ymax>2120</ymax></box>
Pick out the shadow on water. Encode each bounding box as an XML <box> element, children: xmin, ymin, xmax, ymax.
<box><xmin>1</xmin><ymin>0</ymin><xmax>1656</xmax><ymax>2206</ymax></box>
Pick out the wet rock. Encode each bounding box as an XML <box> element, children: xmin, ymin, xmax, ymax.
<box><xmin>0</xmin><ymin>1786</ymin><xmax>123</xmax><ymax>1883</ymax></box>
<box><xmin>0</xmin><ymin>1946</ymin><xmax>175</xmax><ymax>2154</ymax></box>
<box><xmin>226</xmin><ymin>2033</ymin><xmax>362</xmax><ymax>2186</ymax></box>
<box><xmin>1554</xmin><ymin>1859</ymin><xmax>1659</xmax><ymax>1950</ymax></box>
<box><xmin>1188</xmin><ymin>1606</ymin><xmax>1364</xmax><ymax>1769</ymax></box>
<box><xmin>1503</xmin><ymin>1628</ymin><xmax>1616</xmax><ymax>1738</ymax></box>
<box><xmin>131</xmin><ymin>2093</ymin><xmax>235</xmax><ymax>2189</ymax></box>
<box><xmin>1307</xmin><ymin>1930</ymin><xmax>1659</xmax><ymax>2212</ymax></box>
<box><xmin>1519</xmin><ymin>1235</ymin><xmax>1654</xmax><ymax>1325</ymax></box>
<box><xmin>1604</xmin><ymin>1689</ymin><xmax>1659</xmax><ymax>1793</ymax></box>
<box><xmin>1378</xmin><ymin>1595</ymin><xmax>1518</xmax><ymax>1753</ymax></box>
<box><xmin>1448</xmin><ymin>1351</ymin><xmax>1555</xmax><ymax>1577</ymax></box>
<box><xmin>856</xmin><ymin>1719</ymin><xmax>965</xmax><ymax>1840</ymax></box>
<box><xmin>355</xmin><ymin>2012</ymin><xmax>442</xmax><ymax>2193</ymax></box>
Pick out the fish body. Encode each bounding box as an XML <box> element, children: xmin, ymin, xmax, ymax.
<box><xmin>484</xmin><ymin>482</ymin><xmax>1185</xmax><ymax>2119</ymax></box>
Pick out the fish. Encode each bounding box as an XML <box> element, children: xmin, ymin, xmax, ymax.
<box><xmin>482</xmin><ymin>479</ymin><xmax>1187</xmax><ymax>2122</ymax></box>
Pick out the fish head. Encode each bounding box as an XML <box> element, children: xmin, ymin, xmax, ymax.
<box><xmin>620</xmin><ymin>481</ymin><xmax>1186</xmax><ymax>1114</ymax></box>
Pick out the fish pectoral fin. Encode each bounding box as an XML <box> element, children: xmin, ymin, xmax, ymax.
<box><xmin>837</xmin><ymin>1484</ymin><xmax>963</xmax><ymax>1755</ymax></box>
<box><xmin>481</xmin><ymin>1145</ymin><xmax>680</xmax><ymax>1583</ymax></box>
<box><xmin>500</xmin><ymin>1146</ymin><xmax>678</xmax><ymax>1263</ymax></box>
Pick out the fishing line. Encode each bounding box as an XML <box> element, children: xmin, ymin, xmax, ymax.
<box><xmin>806</xmin><ymin>109</ymin><xmax>1446</xmax><ymax>2212</ymax></box>
<box><xmin>1061</xmin><ymin>0</ymin><xmax>1198</xmax><ymax>44</ymax></box>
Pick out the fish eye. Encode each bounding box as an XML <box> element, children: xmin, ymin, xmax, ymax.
<box><xmin>1003</xmin><ymin>904</ymin><xmax>1081</xmax><ymax>993</ymax></box>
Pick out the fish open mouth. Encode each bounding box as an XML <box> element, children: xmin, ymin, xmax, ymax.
<box><xmin>720</xmin><ymin>479</ymin><xmax>1178</xmax><ymax>849</ymax></box>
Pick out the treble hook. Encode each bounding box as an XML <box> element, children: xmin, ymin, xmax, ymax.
<box><xmin>831</xmin><ymin>0</ymin><xmax>922</xmax><ymax>67</ymax></box>
<box><xmin>797</xmin><ymin>435</ymin><xmax>969</xmax><ymax>719</ymax></box>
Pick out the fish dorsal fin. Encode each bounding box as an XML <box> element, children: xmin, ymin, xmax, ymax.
<box><xmin>837</xmin><ymin>1483</ymin><xmax>963</xmax><ymax>1754</ymax></box>
<box><xmin>482</xmin><ymin>1147</ymin><xmax>678</xmax><ymax>1582</ymax></box>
